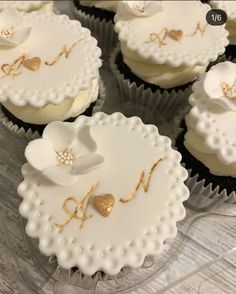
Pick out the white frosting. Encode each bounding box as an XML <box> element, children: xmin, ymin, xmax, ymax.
<box><xmin>121</xmin><ymin>44</ymin><xmax>206</xmax><ymax>88</ymax></box>
<box><xmin>184</xmin><ymin>62</ymin><xmax>236</xmax><ymax>177</ymax></box>
<box><xmin>211</xmin><ymin>1</ymin><xmax>236</xmax><ymax>45</ymax></box>
<box><xmin>2</xmin><ymin>79</ymin><xmax>98</xmax><ymax>124</ymax></box>
<box><xmin>80</xmin><ymin>1</ymin><xmax>119</xmax><ymax>13</ymax></box>
<box><xmin>18</xmin><ymin>112</ymin><xmax>189</xmax><ymax>275</ymax></box>
<box><xmin>0</xmin><ymin>12</ymin><xmax>101</xmax><ymax>110</ymax></box>
<box><xmin>0</xmin><ymin>1</ymin><xmax>53</xmax><ymax>12</ymax></box>
<box><xmin>115</xmin><ymin>1</ymin><xmax>228</xmax><ymax>88</ymax></box>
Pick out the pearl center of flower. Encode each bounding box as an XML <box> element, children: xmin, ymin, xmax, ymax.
<box><xmin>57</xmin><ymin>148</ymin><xmax>75</xmax><ymax>166</ymax></box>
<box><xmin>222</xmin><ymin>82</ymin><xmax>236</xmax><ymax>99</ymax></box>
<box><xmin>135</xmin><ymin>3</ymin><xmax>145</xmax><ymax>13</ymax></box>
<box><xmin>1</xmin><ymin>27</ymin><xmax>14</xmax><ymax>39</ymax></box>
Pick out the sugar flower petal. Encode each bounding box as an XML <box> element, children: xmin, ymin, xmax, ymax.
<box><xmin>0</xmin><ymin>8</ymin><xmax>22</xmax><ymax>28</ymax></box>
<box><xmin>122</xmin><ymin>1</ymin><xmax>162</xmax><ymax>17</ymax></box>
<box><xmin>72</xmin><ymin>154</ymin><xmax>104</xmax><ymax>175</ymax></box>
<box><xmin>204</xmin><ymin>62</ymin><xmax>236</xmax><ymax>98</ymax></box>
<box><xmin>43</xmin><ymin>121</ymin><xmax>76</xmax><ymax>153</ymax></box>
<box><xmin>25</xmin><ymin>139</ymin><xmax>58</xmax><ymax>171</ymax></box>
<box><xmin>204</xmin><ymin>62</ymin><xmax>236</xmax><ymax>111</ymax></box>
<box><xmin>74</xmin><ymin>125</ymin><xmax>97</xmax><ymax>156</ymax></box>
<box><xmin>0</xmin><ymin>8</ymin><xmax>31</xmax><ymax>48</ymax></box>
<box><xmin>42</xmin><ymin>165</ymin><xmax>76</xmax><ymax>186</ymax></box>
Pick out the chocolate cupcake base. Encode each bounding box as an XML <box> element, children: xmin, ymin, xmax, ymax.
<box><xmin>225</xmin><ymin>45</ymin><xmax>236</xmax><ymax>60</ymax></box>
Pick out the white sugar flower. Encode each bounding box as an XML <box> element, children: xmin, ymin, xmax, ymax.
<box><xmin>204</xmin><ymin>61</ymin><xmax>236</xmax><ymax>111</ymax></box>
<box><xmin>0</xmin><ymin>8</ymin><xmax>31</xmax><ymax>48</ymax></box>
<box><xmin>122</xmin><ymin>1</ymin><xmax>162</xmax><ymax>17</ymax></box>
<box><xmin>25</xmin><ymin>121</ymin><xmax>104</xmax><ymax>186</ymax></box>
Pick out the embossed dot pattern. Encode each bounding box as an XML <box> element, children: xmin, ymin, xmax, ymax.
<box><xmin>18</xmin><ymin>113</ymin><xmax>189</xmax><ymax>275</ymax></box>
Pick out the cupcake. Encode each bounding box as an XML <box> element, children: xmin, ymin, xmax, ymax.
<box><xmin>112</xmin><ymin>1</ymin><xmax>228</xmax><ymax>115</ymax></box>
<box><xmin>73</xmin><ymin>1</ymin><xmax>119</xmax><ymax>54</ymax></box>
<box><xmin>0</xmin><ymin>8</ymin><xmax>102</xmax><ymax>136</ymax></box>
<box><xmin>0</xmin><ymin>1</ymin><xmax>54</xmax><ymax>12</ymax></box>
<box><xmin>210</xmin><ymin>1</ymin><xmax>236</xmax><ymax>59</ymax></box>
<box><xmin>18</xmin><ymin>112</ymin><xmax>189</xmax><ymax>276</ymax></box>
<box><xmin>176</xmin><ymin>61</ymin><xmax>236</xmax><ymax>202</ymax></box>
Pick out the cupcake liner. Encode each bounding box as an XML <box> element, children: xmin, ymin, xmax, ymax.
<box><xmin>0</xmin><ymin>78</ymin><xmax>106</xmax><ymax>141</ymax></box>
<box><xmin>110</xmin><ymin>46</ymin><xmax>192</xmax><ymax>120</ymax></box>
<box><xmin>174</xmin><ymin>122</ymin><xmax>236</xmax><ymax>204</ymax></box>
<box><xmin>185</xmin><ymin>168</ymin><xmax>236</xmax><ymax>204</ymax></box>
<box><xmin>73</xmin><ymin>6</ymin><xmax>117</xmax><ymax>56</ymax></box>
<box><xmin>0</xmin><ymin>108</ymin><xmax>40</xmax><ymax>140</ymax></box>
<box><xmin>48</xmin><ymin>255</ymin><xmax>132</xmax><ymax>282</ymax></box>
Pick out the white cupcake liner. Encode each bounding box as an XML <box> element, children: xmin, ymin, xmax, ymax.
<box><xmin>73</xmin><ymin>5</ymin><xmax>117</xmax><ymax>56</ymax></box>
<box><xmin>0</xmin><ymin>78</ymin><xmax>106</xmax><ymax>141</ymax></box>
<box><xmin>110</xmin><ymin>46</ymin><xmax>192</xmax><ymax>120</ymax></box>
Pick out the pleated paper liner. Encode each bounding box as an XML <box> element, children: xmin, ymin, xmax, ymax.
<box><xmin>73</xmin><ymin>4</ymin><xmax>117</xmax><ymax>56</ymax></box>
<box><xmin>110</xmin><ymin>46</ymin><xmax>193</xmax><ymax>121</ymax></box>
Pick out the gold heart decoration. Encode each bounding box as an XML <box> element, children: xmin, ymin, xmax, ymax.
<box><xmin>168</xmin><ymin>30</ymin><xmax>183</xmax><ymax>41</ymax></box>
<box><xmin>23</xmin><ymin>57</ymin><xmax>41</xmax><ymax>71</ymax></box>
<box><xmin>93</xmin><ymin>194</ymin><xmax>115</xmax><ymax>217</ymax></box>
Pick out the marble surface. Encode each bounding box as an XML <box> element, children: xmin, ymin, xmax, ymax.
<box><xmin>0</xmin><ymin>1</ymin><xmax>235</xmax><ymax>293</ymax></box>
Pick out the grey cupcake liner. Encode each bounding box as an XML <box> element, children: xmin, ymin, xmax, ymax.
<box><xmin>184</xmin><ymin>165</ymin><xmax>236</xmax><ymax>204</ymax></box>
<box><xmin>0</xmin><ymin>78</ymin><xmax>106</xmax><ymax>141</ymax></box>
<box><xmin>109</xmin><ymin>46</ymin><xmax>192</xmax><ymax>120</ymax></box>
<box><xmin>0</xmin><ymin>109</ymin><xmax>40</xmax><ymax>140</ymax></box>
<box><xmin>73</xmin><ymin>6</ymin><xmax>117</xmax><ymax>56</ymax></box>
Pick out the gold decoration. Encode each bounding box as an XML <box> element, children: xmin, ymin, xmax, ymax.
<box><xmin>23</xmin><ymin>57</ymin><xmax>41</xmax><ymax>71</ymax></box>
<box><xmin>120</xmin><ymin>158</ymin><xmax>164</xmax><ymax>204</ymax></box>
<box><xmin>135</xmin><ymin>2</ymin><xmax>145</xmax><ymax>13</ymax></box>
<box><xmin>145</xmin><ymin>28</ymin><xmax>168</xmax><ymax>48</ymax></box>
<box><xmin>221</xmin><ymin>81</ymin><xmax>236</xmax><ymax>99</ymax></box>
<box><xmin>0</xmin><ymin>54</ymin><xmax>26</xmax><ymax>79</ymax></box>
<box><xmin>186</xmin><ymin>22</ymin><xmax>207</xmax><ymax>37</ymax></box>
<box><xmin>45</xmin><ymin>39</ymin><xmax>82</xmax><ymax>66</ymax></box>
<box><xmin>1</xmin><ymin>27</ymin><xmax>14</xmax><ymax>39</ymax></box>
<box><xmin>56</xmin><ymin>147</ymin><xmax>75</xmax><ymax>166</ymax></box>
<box><xmin>146</xmin><ymin>22</ymin><xmax>207</xmax><ymax>47</ymax></box>
<box><xmin>0</xmin><ymin>39</ymin><xmax>83</xmax><ymax>80</ymax></box>
<box><xmin>168</xmin><ymin>29</ymin><xmax>183</xmax><ymax>41</ymax></box>
<box><xmin>55</xmin><ymin>182</ymin><xmax>99</xmax><ymax>229</ymax></box>
<box><xmin>93</xmin><ymin>194</ymin><xmax>115</xmax><ymax>217</ymax></box>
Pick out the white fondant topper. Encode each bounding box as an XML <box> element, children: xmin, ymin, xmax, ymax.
<box><xmin>25</xmin><ymin>121</ymin><xmax>104</xmax><ymax>186</ymax></box>
<box><xmin>204</xmin><ymin>62</ymin><xmax>236</xmax><ymax>111</ymax></box>
<box><xmin>122</xmin><ymin>1</ymin><xmax>162</xmax><ymax>17</ymax></box>
<box><xmin>0</xmin><ymin>8</ymin><xmax>31</xmax><ymax>48</ymax></box>
<box><xmin>18</xmin><ymin>112</ymin><xmax>189</xmax><ymax>276</ymax></box>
